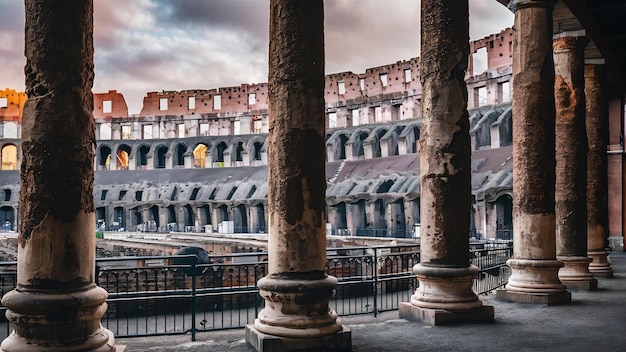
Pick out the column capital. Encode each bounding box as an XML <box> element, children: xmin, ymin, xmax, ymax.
<box><xmin>508</xmin><ymin>0</ymin><xmax>558</xmax><ymax>12</ymax></box>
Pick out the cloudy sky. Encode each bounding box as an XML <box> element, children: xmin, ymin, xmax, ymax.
<box><xmin>0</xmin><ymin>0</ymin><xmax>513</xmax><ymax>115</ymax></box>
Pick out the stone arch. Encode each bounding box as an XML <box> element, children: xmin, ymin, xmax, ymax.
<box><xmin>193</xmin><ymin>142</ymin><xmax>209</xmax><ymax>168</ymax></box>
<box><xmin>149</xmin><ymin>205</ymin><xmax>160</xmax><ymax>230</ymax></box>
<box><xmin>494</xmin><ymin>193</ymin><xmax>513</xmax><ymax>240</ymax></box>
<box><xmin>347</xmin><ymin>129</ymin><xmax>370</xmax><ymax>160</ymax></box>
<box><xmin>1</xmin><ymin>143</ymin><xmax>18</xmax><ymax>170</ymax></box>
<box><xmin>183</xmin><ymin>204</ymin><xmax>194</xmax><ymax>231</ymax></box>
<box><xmin>234</xmin><ymin>204</ymin><xmax>248</xmax><ymax>233</ymax></box>
<box><xmin>97</xmin><ymin>144</ymin><xmax>112</xmax><ymax>170</ymax></box>
<box><xmin>135</xmin><ymin>144</ymin><xmax>150</xmax><ymax>169</ymax></box>
<box><xmin>326</xmin><ymin>130</ymin><xmax>351</xmax><ymax>161</ymax></box>
<box><xmin>115</xmin><ymin>143</ymin><xmax>131</xmax><ymax>170</ymax></box>
<box><xmin>214</xmin><ymin>141</ymin><xmax>228</xmax><ymax>164</ymax></box>
<box><xmin>0</xmin><ymin>206</ymin><xmax>14</xmax><ymax>231</ymax></box>
<box><xmin>153</xmin><ymin>143</ymin><xmax>168</xmax><ymax>169</ymax></box>
<box><xmin>172</xmin><ymin>142</ymin><xmax>187</xmax><ymax>168</ymax></box>
<box><xmin>364</xmin><ymin>126</ymin><xmax>389</xmax><ymax>158</ymax></box>
<box><xmin>167</xmin><ymin>205</ymin><xmax>177</xmax><ymax>231</ymax></box>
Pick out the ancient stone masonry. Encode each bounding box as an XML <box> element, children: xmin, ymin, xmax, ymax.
<box><xmin>398</xmin><ymin>0</ymin><xmax>494</xmax><ymax>325</ymax></box>
<box><xmin>1</xmin><ymin>1</ymin><xmax>116</xmax><ymax>351</ymax></box>
<box><xmin>585</xmin><ymin>63</ymin><xmax>614</xmax><ymax>277</ymax></box>
<box><xmin>553</xmin><ymin>33</ymin><xmax>597</xmax><ymax>290</ymax></box>
<box><xmin>496</xmin><ymin>0</ymin><xmax>571</xmax><ymax>305</ymax></box>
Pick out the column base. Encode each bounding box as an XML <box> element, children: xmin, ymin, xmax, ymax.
<box><xmin>496</xmin><ymin>289</ymin><xmax>571</xmax><ymax>305</ymax></box>
<box><xmin>245</xmin><ymin>324</ymin><xmax>351</xmax><ymax>352</ymax></box>
<box><xmin>557</xmin><ymin>256</ymin><xmax>598</xmax><ymax>290</ymax></box>
<box><xmin>497</xmin><ymin>258</ymin><xmax>571</xmax><ymax>305</ymax></box>
<box><xmin>587</xmin><ymin>250</ymin><xmax>614</xmax><ymax>278</ymax></box>
<box><xmin>398</xmin><ymin>302</ymin><xmax>494</xmax><ymax>326</ymax></box>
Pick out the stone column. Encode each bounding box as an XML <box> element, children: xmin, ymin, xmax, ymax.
<box><xmin>585</xmin><ymin>62</ymin><xmax>614</xmax><ymax>277</ymax></box>
<box><xmin>553</xmin><ymin>33</ymin><xmax>597</xmax><ymax>290</ymax></box>
<box><xmin>496</xmin><ymin>0</ymin><xmax>571</xmax><ymax>304</ymax></box>
<box><xmin>398</xmin><ymin>0</ymin><xmax>493</xmax><ymax>325</ymax></box>
<box><xmin>245</xmin><ymin>1</ymin><xmax>350</xmax><ymax>351</ymax></box>
<box><xmin>0</xmin><ymin>1</ymin><xmax>116</xmax><ymax>351</ymax></box>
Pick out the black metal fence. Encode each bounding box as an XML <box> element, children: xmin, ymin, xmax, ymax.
<box><xmin>0</xmin><ymin>243</ymin><xmax>512</xmax><ymax>341</ymax></box>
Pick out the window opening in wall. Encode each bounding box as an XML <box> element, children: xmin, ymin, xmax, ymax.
<box><xmin>352</xmin><ymin>109</ymin><xmax>360</xmax><ymax>126</ymax></box>
<box><xmin>3</xmin><ymin>122</ymin><xmax>18</xmax><ymax>139</ymax></box>
<box><xmin>253</xmin><ymin>115</ymin><xmax>263</xmax><ymax>134</ymax></box>
<box><xmin>234</xmin><ymin>120</ymin><xmax>241</xmax><ymax>135</ymax></box>
<box><xmin>0</xmin><ymin>97</ymin><xmax>7</xmax><ymax>108</ymax></box>
<box><xmin>177</xmin><ymin>123</ymin><xmax>185</xmax><ymax>138</ymax></box>
<box><xmin>328</xmin><ymin>112</ymin><xmax>337</xmax><ymax>129</ymax></box>
<box><xmin>3</xmin><ymin>189</ymin><xmax>10</xmax><ymax>202</ymax></box>
<box><xmin>501</xmin><ymin>81</ymin><xmax>511</xmax><ymax>103</ymax></box>
<box><xmin>200</xmin><ymin>123</ymin><xmax>209</xmax><ymax>136</ymax></box>
<box><xmin>380</xmin><ymin>73</ymin><xmax>388</xmax><ymax>87</ymax></box>
<box><xmin>116</xmin><ymin>149</ymin><xmax>129</xmax><ymax>170</ymax></box>
<box><xmin>103</xmin><ymin>100</ymin><xmax>112</xmax><ymax>113</ymax></box>
<box><xmin>101</xmin><ymin>190</ymin><xmax>108</xmax><ymax>201</ymax></box>
<box><xmin>236</xmin><ymin>142</ymin><xmax>244</xmax><ymax>162</ymax></box>
<box><xmin>476</xmin><ymin>86</ymin><xmax>487</xmax><ymax>107</ymax></box>
<box><xmin>338</xmin><ymin>82</ymin><xmax>346</xmax><ymax>95</ymax></box>
<box><xmin>190</xmin><ymin>187</ymin><xmax>200</xmax><ymax>201</ymax></box>
<box><xmin>472</xmin><ymin>47</ymin><xmax>488</xmax><ymax>76</ymax></box>
<box><xmin>121</xmin><ymin>125</ymin><xmax>131</xmax><ymax>139</ymax></box>
<box><xmin>118</xmin><ymin>190</ymin><xmax>127</xmax><ymax>200</ymax></box>
<box><xmin>248</xmin><ymin>93</ymin><xmax>256</xmax><ymax>105</ymax></box>
<box><xmin>142</xmin><ymin>125</ymin><xmax>152</xmax><ymax>139</ymax></box>
<box><xmin>404</xmin><ymin>69</ymin><xmax>411</xmax><ymax>83</ymax></box>
<box><xmin>253</xmin><ymin>142</ymin><xmax>262</xmax><ymax>161</ymax></box>
<box><xmin>213</xmin><ymin>95</ymin><xmax>221</xmax><ymax>110</ymax></box>
<box><xmin>359</xmin><ymin>78</ymin><xmax>365</xmax><ymax>91</ymax></box>
<box><xmin>100</xmin><ymin>123</ymin><xmax>112</xmax><ymax>140</ymax></box>
<box><xmin>159</xmin><ymin>98</ymin><xmax>168</xmax><ymax>111</ymax></box>
<box><xmin>135</xmin><ymin>191</ymin><xmax>143</xmax><ymax>201</ymax></box>
<box><xmin>188</xmin><ymin>96</ymin><xmax>196</xmax><ymax>109</ymax></box>
<box><xmin>374</xmin><ymin>106</ymin><xmax>383</xmax><ymax>123</ymax></box>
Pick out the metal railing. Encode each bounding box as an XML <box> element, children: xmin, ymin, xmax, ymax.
<box><xmin>0</xmin><ymin>244</ymin><xmax>511</xmax><ymax>341</ymax></box>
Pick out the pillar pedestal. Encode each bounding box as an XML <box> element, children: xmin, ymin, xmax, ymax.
<box><xmin>245</xmin><ymin>275</ymin><xmax>351</xmax><ymax>352</ymax></box>
<box><xmin>399</xmin><ymin>265</ymin><xmax>493</xmax><ymax>325</ymax></box>
<box><xmin>496</xmin><ymin>259</ymin><xmax>571</xmax><ymax>305</ymax></box>
<box><xmin>557</xmin><ymin>256</ymin><xmax>598</xmax><ymax>290</ymax></box>
<box><xmin>587</xmin><ymin>250</ymin><xmax>614</xmax><ymax>277</ymax></box>
<box><xmin>1</xmin><ymin>286</ymin><xmax>116</xmax><ymax>351</ymax></box>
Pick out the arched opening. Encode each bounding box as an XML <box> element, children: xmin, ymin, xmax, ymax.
<box><xmin>96</xmin><ymin>207</ymin><xmax>106</xmax><ymax>230</ymax></box>
<box><xmin>234</xmin><ymin>204</ymin><xmax>248</xmax><ymax>233</ymax></box>
<box><xmin>193</xmin><ymin>143</ymin><xmax>208</xmax><ymax>168</ymax></box>
<box><xmin>0</xmin><ymin>206</ymin><xmax>14</xmax><ymax>231</ymax></box>
<box><xmin>137</xmin><ymin>145</ymin><xmax>150</xmax><ymax>170</ymax></box>
<box><xmin>255</xmin><ymin>204</ymin><xmax>266</xmax><ymax>233</ymax></box>
<box><xmin>174</xmin><ymin>143</ymin><xmax>186</xmax><ymax>167</ymax></box>
<box><xmin>374</xmin><ymin>128</ymin><xmax>387</xmax><ymax>158</ymax></box>
<box><xmin>335</xmin><ymin>202</ymin><xmax>348</xmax><ymax>236</ymax></box>
<box><xmin>389</xmin><ymin>199</ymin><xmax>406</xmax><ymax>238</ymax></box>
<box><xmin>374</xmin><ymin>199</ymin><xmax>387</xmax><ymax>237</ymax></box>
<box><xmin>99</xmin><ymin>146</ymin><xmax>111</xmax><ymax>170</ymax></box>
<box><xmin>183</xmin><ymin>205</ymin><xmax>194</xmax><ymax>232</ymax></box>
<box><xmin>149</xmin><ymin>205</ymin><xmax>160</xmax><ymax>231</ymax></box>
<box><xmin>167</xmin><ymin>205</ymin><xmax>177</xmax><ymax>231</ymax></box>
<box><xmin>215</xmin><ymin>142</ymin><xmax>227</xmax><ymax>163</ymax></box>
<box><xmin>495</xmin><ymin>194</ymin><xmax>513</xmax><ymax>240</ymax></box>
<box><xmin>116</xmin><ymin>145</ymin><xmax>131</xmax><ymax>170</ymax></box>
<box><xmin>337</xmin><ymin>134</ymin><xmax>349</xmax><ymax>160</ymax></box>
<box><xmin>354</xmin><ymin>131</ymin><xmax>368</xmax><ymax>158</ymax></box>
<box><xmin>132</xmin><ymin>207</ymin><xmax>142</xmax><ymax>232</ymax></box>
<box><xmin>3</xmin><ymin>122</ymin><xmax>18</xmax><ymax>139</ymax></box>
<box><xmin>113</xmin><ymin>206</ymin><xmax>124</xmax><ymax>231</ymax></box>
<box><xmin>353</xmin><ymin>200</ymin><xmax>367</xmax><ymax>236</ymax></box>
<box><xmin>253</xmin><ymin>142</ymin><xmax>263</xmax><ymax>161</ymax></box>
<box><xmin>1</xmin><ymin>144</ymin><xmax>18</xmax><ymax>170</ymax></box>
<box><xmin>235</xmin><ymin>142</ymin><xmax>244</xmax><ymax>162</ymax></box>
<box><xmin>155</xmin><ymin>145</ymin><xmax>168</xmax><ymax>169</ymax></box>
<box><xmin>99</xmin><ymin>123</ymin><xmax>112</xmax><ymax>140</ymax></box>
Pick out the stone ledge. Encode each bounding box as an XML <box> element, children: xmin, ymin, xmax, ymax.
<box><xmin>496</xmin><ymin>289</ymin><xmax>571</xmax><ymax>305</ymax></box>
<box><xmin>245</xmin><ymin>324</ymin><xmax>351</xmax><ymax>352</ymax></box>
<box><xmin>398</xmin><ymin>302</ymin><xmax>494</xmax><ymax>326</ymax></box>
<box><xmin>560</xmin><ymin>278</ymin><xmax>598</xmax><ymax>291</ymax></box>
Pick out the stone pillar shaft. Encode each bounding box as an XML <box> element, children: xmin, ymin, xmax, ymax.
<box><xmin>497</xmin><ymin>0</ymin><xmax>571</xmax><ymax>305</ymax></box>
<box><xmin>1</xmin><ymin>1</ymin><xmax>115</xmax><ymax>351</ymax></box>
<box><xmin>246</xmin><ymin>1</ymin><xmax>350</xmax><ymax>351</ymax></box>
<box><xmin>553</xmin><ymin>35</ymin><xmax>596</xmax><ymax>290</ymax></box>
<box><xmin>399</xmin><ymin>0</ymin><xmax>493</xmax><ymax>325</ymax></box>
<box><xmin>585</xmin><ymin>63</ymin><xmax>614</xmax><ymax>277</ymax></box>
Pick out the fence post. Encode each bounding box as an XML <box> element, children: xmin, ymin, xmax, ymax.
<box><xmin>191</xmin><ymin>256</ymin><xmax>197</xmax><ymax>342</ymax></box>
<box><xmin>254</xmin><ymin>264</ymin><xmax>259</xmax><ymax>317</ymax></box>
<box><xmin>373</xmin><ymin>248</ymin><xmax>378</xmax><ymax>317</ymax></box>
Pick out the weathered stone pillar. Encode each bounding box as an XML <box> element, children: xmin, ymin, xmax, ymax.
<box><xmin>0</xmin><ymin>1</ymin><xmax>116</xmax><ymax>351</ymax></box>
<box><xmin>245</xmin><ymin>1</ymin><xmax>351</xmax><ymax>351</ymax></box>
<box><xmin>496</xmin><ymin>0</ymin><xmax>571</xmax><ymax>304</ymax></box>
<box><xmin>553</xmin><ymin>33</ymin><xmax>597</xmax><ymax>290</ymax></box>
<box><xmin>398</xmin><ymin>0</ymin><xmax>493</xmax><ymax>325</ymax></box>
<box><xmin>585</xmin><ymin>62</ymin><xmax>614</xmax><ymax>277</ymax></box>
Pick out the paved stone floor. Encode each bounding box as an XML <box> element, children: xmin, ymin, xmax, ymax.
<box><xmin>118</xmin><ymin>251</ymin><xmax>626</xmax><ymax>352</ymax></box>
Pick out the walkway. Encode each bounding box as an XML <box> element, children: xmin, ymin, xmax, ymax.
<box><xmin>117</xmin><ymin>251</ymin><xmax>626</xmax><ymax>352</ymax></box>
